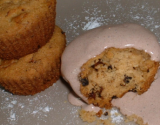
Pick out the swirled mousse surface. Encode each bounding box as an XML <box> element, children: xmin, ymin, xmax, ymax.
<box><xmin>61</xmin><ymin>23</ymin><xmax>160</xmax><ymax>111</ymax></box>
<box><xmin>112</xmin><ymin>70</ymin><xmax>160</xmax><ymax>125</ymax></box>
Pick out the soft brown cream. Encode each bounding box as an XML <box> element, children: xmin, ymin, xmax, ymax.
<box><xmin>112</xmin><ymin>70</ymin><xmax>160</xmax><ymax>125</ymax></box>
<box><xmin>61</xmin><ymin>23</ymin><xmax>160</xmax><ymax>113</ymax></box>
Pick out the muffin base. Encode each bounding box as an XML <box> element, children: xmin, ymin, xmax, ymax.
<box><xmin>0</xmin><ymin>26</ymin><xmax>66</xmax><ymax>95</ymax></box>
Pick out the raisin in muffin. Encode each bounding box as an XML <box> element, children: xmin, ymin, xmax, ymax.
<box><xmin>0</xmin><ymin>26</ymin><xmax>66</xmax><ymax>95</ymax></box>
<box><xmin>0</xmin><ymin>0</ymin><xmax>56</xmax><ymax>59</ymax></box>
<box><xmin>79</xmin><ymin>47</ymin><xmax>159</xmax><ymax>108</ymax></box>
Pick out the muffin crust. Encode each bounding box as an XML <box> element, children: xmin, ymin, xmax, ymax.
<box><xmin>0</xmin><ymin>26</ymin><xmax>66</xmax><ymax>95</ymax></box>
<box><xmin>0</xmin><ymin>0</ymin><xmax>56</xmax><ymax>59</ymax></box>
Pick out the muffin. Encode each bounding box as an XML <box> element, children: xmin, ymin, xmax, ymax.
<box><xmin>61</xmin><ymin>23</ymin><xmax>160</xmax><ymax>109</ymax></box>
<box><xmin>79</xmin><ymin>47</ymin><xmax>159</xmax><ymax>108</ymax></box>
<box><xmin>0</xmin><ymin>26</ymin><xmax>66</xmax><ymax>95</ymax></box>
<box><xmin>0</xmin><ymin>0</ymin><xmax>56</xmax><ymax>59</ymax></box>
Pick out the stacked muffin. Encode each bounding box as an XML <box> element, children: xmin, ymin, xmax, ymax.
<box><xmin>0</xmin><ymin>0</ymin><xmax>66</xmax><ymax>95</ymax></box>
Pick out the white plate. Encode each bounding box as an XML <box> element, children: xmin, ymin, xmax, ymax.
<box><xmin>1</xmin><ymin>0</ymin><xmax>160</xmax><ymax>124</ymax></box>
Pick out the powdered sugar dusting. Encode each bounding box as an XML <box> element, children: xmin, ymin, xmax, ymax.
<box><xmin>1</xmin><ymin>0</ymin><xmax>160</xmax><ymax>124</ymax></box>
<box><xmin>0</xmin><ymin>82</ymin><xmax>81</xmax><ymax>125</ymax></box>
<box><xmin>57</xmin><ymin>0</ymin><xmax>160</xmax><ymax>44</ymax></box>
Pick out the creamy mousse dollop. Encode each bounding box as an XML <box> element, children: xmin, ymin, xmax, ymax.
<box><xmin>61</xmin><ymin>23</ymin><xmax>160</xmax><ymax>113</ymax></box>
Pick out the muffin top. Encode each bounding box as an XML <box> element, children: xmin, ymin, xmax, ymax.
<box><xmin>0</xmin><ymin>0</ymin><xmax>55</xmax><ymax>36</ymax></box>
<box><xmin>0</xmin><ymin>26</ymin><xmax>65</xmax><ymax>77</ymax></box>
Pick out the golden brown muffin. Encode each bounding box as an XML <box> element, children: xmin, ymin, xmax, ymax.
<box><xmin>79</xmin><ymin>47</ymin><xmax>159</xmax><ymax>109</ymax></box>
<box><xmin>0</xmin><ymin>0</ymin><xmax>56</xmax><ymax>59</ymax></box>
<box><xmin>0</xmin><ymin>26</ymin><xmax>66</xmax><ymax>95</ymax></box>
